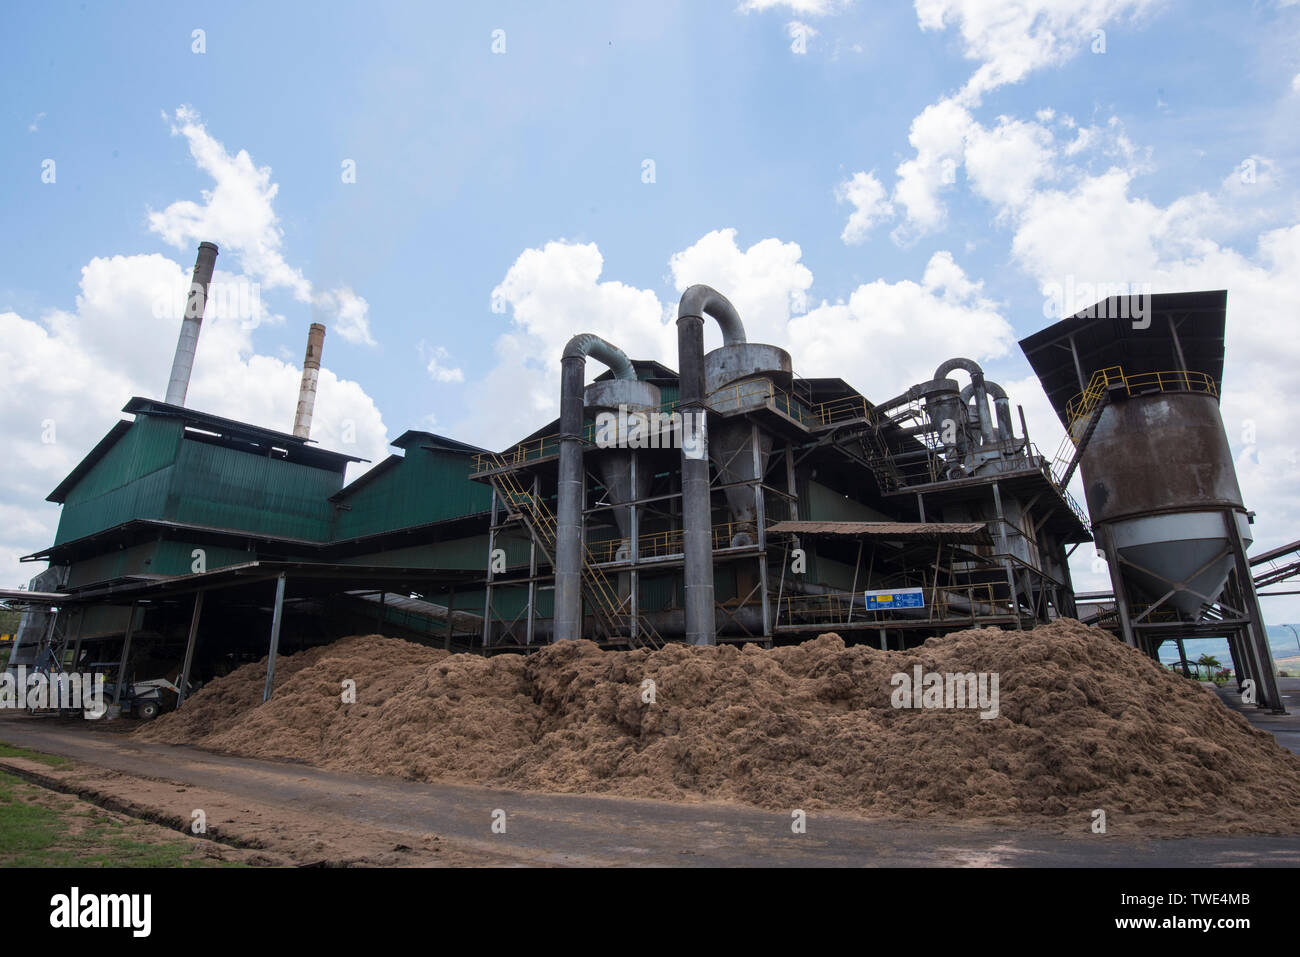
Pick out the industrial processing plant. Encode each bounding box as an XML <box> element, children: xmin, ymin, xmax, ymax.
<box><xmin>4</xmin><ymin>242</ymin><xmax>1292</xmax><ymax>719</ymax></box>
<box><xmin>13</xmin><ymin>0</ymin><xmax>1300</xmax><ymax>932</ymax></box>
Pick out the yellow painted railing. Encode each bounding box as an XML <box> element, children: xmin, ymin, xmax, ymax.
<box><xmin>471</xmin><ymin>377</ymin><xmax>897</xmax><ymax>477</ymax></box>
<box><xmin>586</xmin><ymin>520</ymin><xmax>781</xmax><ymax>564</ymax></box>
<box><xmin>777</xmin><ymin>581</ymin><xmax>1014</xmax><ymax>626</ymax></box>
<box><xmin>1050</xmin><ymin>366</ymin><xmax>1218</xmax><ymax>484</ymax></box>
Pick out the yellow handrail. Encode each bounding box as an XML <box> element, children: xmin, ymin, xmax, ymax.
<box><xmin>1051</xmin><ymin>367</ymin><xmax>1218</xmax><ymax>486</ymax></box>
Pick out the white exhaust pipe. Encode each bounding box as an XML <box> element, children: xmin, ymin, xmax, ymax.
<box><xmin>293</xmin><ymin>323</ymin><xmax>326</xmax><ymax>438</ymax></box>
<box><xmin>164</xmin><ymin>242</ymin><xmax>219</xmax><ymax>407</ymax></box>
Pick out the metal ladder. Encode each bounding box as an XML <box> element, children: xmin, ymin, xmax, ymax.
<box><xmin>484</xmin><ymin>457</ymin><xmax>664</xmax><ymax>650</ymax></box>
<box><xmin>1050</xmin><ymin>369</ymin><xmax>1120</xmax><ymax>488</ymax></box>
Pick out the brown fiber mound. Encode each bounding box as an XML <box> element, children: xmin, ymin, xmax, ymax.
<box><xmin>138</xmin><ymin>621</ymin><xmax>1300</xmax><ymax>835</ymax></box>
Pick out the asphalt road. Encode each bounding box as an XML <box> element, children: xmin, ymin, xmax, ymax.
<box><xmin>2</xmin><ymin>717</ymin><xmax>1299</xmax><ymax>867</ymax></box>
<box><xmin>1212</xmin><ymin>677</ymin><xmax>1300</xmax><ymax>757</ymax></box>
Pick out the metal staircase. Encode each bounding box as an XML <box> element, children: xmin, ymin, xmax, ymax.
<box><xmin>482</xmin><ymin>456</ymin><xmax>664</xmax><ymax>650</ymax></box>
<box><xmin>1050</xmin><ymin>367</ymin><xmax>1121</xmax><ymax>488</ymax></box>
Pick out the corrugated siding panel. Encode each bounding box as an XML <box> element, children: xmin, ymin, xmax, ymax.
<box><xmin>55</xmin><ymin>419</ymin><xmax>183</xmax><ymax>545</ymax></box>
<box><xmin>803</xmin><ymin>480</ymin><xmax>892</xmax><ymax>523</ymax></box>
<box><xmin>813</xmin><ymin>553</ymin><xmax>859</xmax><ymax>591</ymax></box>
<box><xmin>332</xmin><ymin>449</ymin><xmax>492</xmax><ymax>541</ymax></box>
<box><xmin>638</xmin><ymin>573</ymin><xmax>679</xmax><ymax>612</ymax></box>
<box><xmin>66</xmin><ymin>542</ymin><xmax>160</xmax><ymax>587</ymax></box>
<box><xmin>168</xmin><ymin>438</ymin><xmax>340</xmax><ymax>541</ymax></box>
<box><xmin>489</xmin><ymin>583</ymin><xmax>553</xmax><ymax>621</ymax></box>
<box><xmin>56</xmin><ymin>467</ymin><xmax>174</xmax><ymax>545</ymax></box>
<box><xmin>76</xmin><ymin>605</ymin><xmax>135</xmax><ymax>641</ymax></box>
<box><xmin>61</xmin><ymin>418</ymin><xmax>183</xmax><ymax>505</ymax></box>
<box><xmin>152</xmin><ymin>541</ymin><xmax>257</xmax><ymax>576</ymax></box>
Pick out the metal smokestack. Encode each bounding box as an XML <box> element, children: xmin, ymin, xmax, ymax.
<box><xmin>164</xmin><ymin>241</ymin><xmax>219</xmax><ymax>406</ymax></box>
<box><xmin>292</xmin><ymin>323</ymin><xmax>326</xmax><ymax>439</ymax></box>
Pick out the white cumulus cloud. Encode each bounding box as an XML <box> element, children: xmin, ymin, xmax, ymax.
<box><xmin>149</xmin><ymin>106</ymin><xmax>377</xmax><ymax>347</ymax></box>
<box><xmin>836</xmin><ymin>171</ymin><xmax>894</xmax><ymax>243</ymax></box>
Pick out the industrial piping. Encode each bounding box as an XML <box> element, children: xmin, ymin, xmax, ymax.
<box><xmin>164</xmin><ymin>242</ymin><xmax>219</xmax><ymax>407</ymax></box>
<box><xmin>677</xmin><ymin>284</ymin><xmax>746</xmax><ymax>646</ymax></box>
<box><xmin>934</xmin><ymin>357</ymin><xmax>993</xmax><ymax>444</ymax></box>
<box><xmin>293</xmin><ymin>323</ymin><xmax>327</xmax><ymax>439</ymax></box>
<box><xmin>960</xmin><ymin>379</ymin><xmax>1016</xmax><ymax>442</ymax></box>
<box><xmin>553</xmin><ymin>333</ymin><xmax>637</xmax><ymax>642</ymax></box>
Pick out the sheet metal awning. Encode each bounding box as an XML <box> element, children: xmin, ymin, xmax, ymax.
<box><xmin>0</xmin><ymin>589</ymin><xmax>69</xmax><ymax>605</ymax></box>
<box><xmin>766</xmin><ymin>521</ymin><xmax>993</xmax><ymax>546</ymax></box>
<box><xmin>47</xmin><ymin>560</ymin><xmax>486</xmax><ymax>605</ymax></box>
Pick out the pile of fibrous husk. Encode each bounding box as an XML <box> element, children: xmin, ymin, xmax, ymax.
<box><xmin>138</xmin><ymin>621</ymin><xmax>1300</xmax><ymax>835</ymax></box>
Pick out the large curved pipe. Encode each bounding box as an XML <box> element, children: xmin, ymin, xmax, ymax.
<box><xmin>961</xmin><ymin>380</ymin><xmax>1016</xmax><ymax>442</ymax></box>
<box><xmin>553</xmin><ymin>334</ymin><xmax>637</xmax><ymax>642</ymax></box>
<box><xmin>676</xmin><ymin>285</ymin><xmax>748</xmax><ymax>645</ymax></box>
<box><xmin>983</xmin><ymin>380</ymin><xmax>1016</xmax><ymax>439</ymax></box>
<box><xmin>933</xmin><ymin>357</ymin><xmax>983</xmax><ymax>381</ymax></box>
<box><xmin>562</xmin><ymin>333</ymin><xmax>636</xmax><ymax>380</ymax></box>
<box><xmin>677</xmin><ymin>284</ymin><xmax>746</xmax><ymax>346</ymax></box>
<box><xmin>936</xmin><ymin>357</ymin><xmax>993</xmax><ymax>445</ymax></box>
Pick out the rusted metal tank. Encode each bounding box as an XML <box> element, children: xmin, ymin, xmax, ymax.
<box><xmin>1080</xmin><ymin>391</ymin><xmax>1250</xmax><ymax>616</ymax></box>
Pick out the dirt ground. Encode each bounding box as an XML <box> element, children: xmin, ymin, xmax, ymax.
<box><xmin>5</xmin><ymin>718</ymin><xmax>1300</xmax><ymax>867</ymax></box>
<box><xmin>0</xmin><ymin>763</ymin><xmax>257</xmax><ymax>867</ymax></box>
<box><xmin>0</xmin><ymin>744</ymin><xmax>516</xmax><ymax>867</ymax></box>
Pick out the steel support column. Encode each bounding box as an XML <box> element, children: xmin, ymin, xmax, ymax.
<box><xmin>111</xmin><ymin>602</ymin><xmax>140</xmax><ymax>708</ymax></box>
<box><xmin>482</xmin><ymin>488</ymin><xmax>498</xmax><ymax>651</ymax></box>
<box><xmin>678</xmin><ymin>313</ymin><xmax>715</xmax><ymax>645</ymax></box>
<box><xmin>262</xmin><ymin>574</ymin><xmax>287</xmax><ymax>703</ymax></box>
<box><xmin>991</xmin><ymin>482</ymin><xmax>1022</xmax><ymax>630</ymax></box>
<box><xmin>444</xmin><ymin>585</ymin><xmax>456</xmax><ymax>651</ymax></box>
<box><xmin>68</xmin><ymin>608</ymin><xmax>85</xmax><ymax>670</ymax></box>
<box><xmin>526</xmin><ymin>474</ymin><xmax>538</xmax><ymax>645</ymax></box>
<box><xmin>1225</xmin><ymin>511</ymin><xmax>1285</xmax><ymax>712</ymax></box>
<box><xmin>553</xmin><ymin>355</ymin><xmax>586</xmax><ymax>642</ymax></box>
<box><xmin>629</xmin><ymin>454</ymin><xmax>640</xmax><ymax>644</ymax></box>
<box><xmin>177</xmin><ymin>591</ymin><xmax>204</xmax><ymax>707</ymax></box>
<box><xmin>753</xmin><ymin>422</ymin><xmax>770</xmax><ymax>643</ymax></box>
<box><xmin>1098</xmin><ymin>527</ymin><xmax>1139</xmax><ymax>649</ymax></box>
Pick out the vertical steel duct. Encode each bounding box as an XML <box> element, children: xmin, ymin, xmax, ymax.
<box><xmin>554</xmin><ymin>334</ymin><xmax>637</xmax><ymax>642</ymax></box>
<box><xmin>961</xmin><ymin>380</ymin><xmax>1016</xmax><ymax>442</ymax></box>
<box><xmin>164</xmin><ymin>241</ymin><xmax>219</xmax><ymax>407</ymax></box>
<box><xmin>676</xmin><ymin>284</ymin><xmax>746</xmax><ymax>646</ymax></box>
<box><xmin>934</xmin><ymin>357</ymin><xmax>992</xmax><ymax>445</ymax></box>
<box><xmin>293</xmin><ymin>323</ymin><xmax>326</xmax><ymax>439</ymax></box>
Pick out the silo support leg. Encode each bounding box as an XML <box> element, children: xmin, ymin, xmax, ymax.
<box><xmin>1226</xmin><ymin>631</ymin><xmax>1246</xmax><ymax>690</ymax></box>
<box><xmin>1099</xmin><ymin>530</ymin><xmax>1138</xmax><ymax>649</ymax></box>
<box><xmin>1224</xmin><ymin>511</ymin><xmax>1284</xmax><ymax>712</ymax></box>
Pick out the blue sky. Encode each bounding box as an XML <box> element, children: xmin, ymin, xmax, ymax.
<box><xmin>2</xmin><ymin>0</ymin><xmax>1299</xmax><ymax>621</ymax></box>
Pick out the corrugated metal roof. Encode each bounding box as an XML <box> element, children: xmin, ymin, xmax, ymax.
<box><xmin>47</xmin><ymin>420</ymin><xmax>133</xmax><ymax>503</ymax></box>
<box><xmin>767</xmin><ymin>520</ymin><xmax>994</xmax><ymax>545</ymax></box>
<box><xmin>0</xmin><ymin>589</ymin><xmax>69</xmax><ymax>603</ymax></box>
<box><xmin>1019</xmin><ymin>290</ymin><xmax>1227</xmax><ymax>428</ymax></box>
<box><xmin>330</xmin><ymin>444</ymin><xmax>492</xmax><ymax>539</ymax></box>
<box><xmin>123</xmin><ymin>396</ymin><xmax>366</xmax><ymax>470</ymax></box>
<box><xmin>391</xmin><ymin>431</ymin><xmax>492</xmax><ymax>455</ymax></box>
